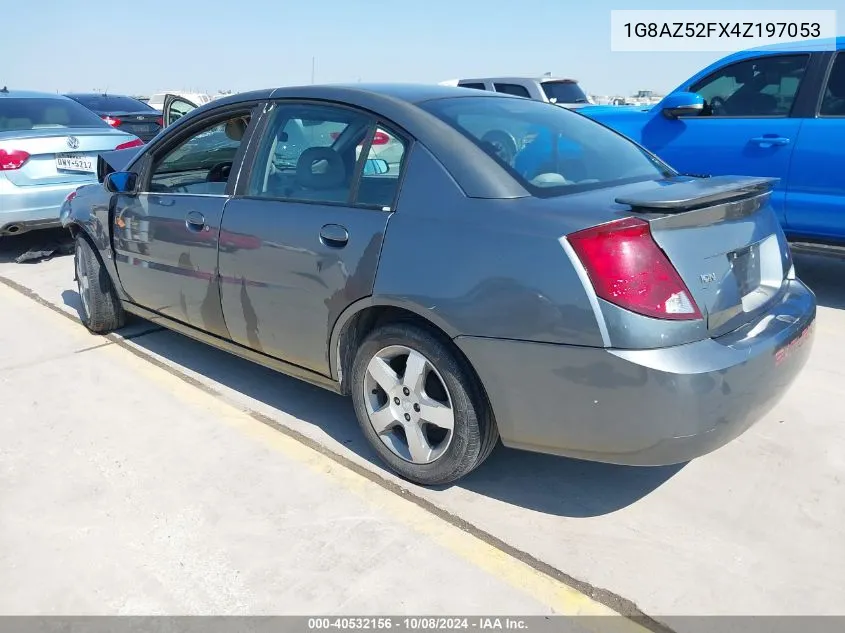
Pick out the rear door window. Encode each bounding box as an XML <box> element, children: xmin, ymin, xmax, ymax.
<box><xmin>459</xmin><ymin>83</ymin><xmax>487</xmax><ymax>91</ymax></box>
<box><xmin>493</xmin><ymin>83</ymin><xmax>531</xmax><ymax>98</ymax></box>
<box><xmin>820</xmin><ymin>53</ymin><xmax>845</xmax><ymax>116</ymax></box>
<box><xmin>0</xmin><ymin>98</ymin><xmax>109</xmax><ymax>131</ymax></box>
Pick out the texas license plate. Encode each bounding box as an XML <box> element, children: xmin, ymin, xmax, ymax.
<box><xmin>56</xmin><ymin>153</ymin><xmax>95</xmax><ymax>173</ymax></box>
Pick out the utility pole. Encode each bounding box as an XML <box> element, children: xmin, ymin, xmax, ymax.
<box><xmin>311</xmin><ymin>57</ymin><xmax>315</xmax><ymax>84</ymax></box>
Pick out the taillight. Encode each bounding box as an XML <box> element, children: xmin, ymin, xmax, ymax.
<box><xmin>65</xmin><ymin>190</ymin><xmax>78</xmax><ymax>203</ymax></box>
<box><xmin>102</xmin><ymin>115</ymin><xmax>122</xmax><ymax>127</ymax></box>
<box><xmin>371</xmin><ymin>131</ymin><xmax>390</xmax><ymax>145</ymax></box>
<box><xmin>115</xmin><ymin>138</ymin><xmax>144</xmax><ymax>150</ymax></box>
<box><xmin>0</xmin><ymin>149</ymin><xmax>30</xmax><ymax>171</ymax></box>
<box><xmin>567</xmin><ymin>217</ymin><xmax>702</xmax><ymax>321</ymax></box>
<box><xmin>156</xmin><ymin>116</ymin><xmax>163</xmax><ymax>127</ymax></box>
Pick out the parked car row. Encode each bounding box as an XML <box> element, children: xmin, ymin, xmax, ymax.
<box><xmin>0</xmin><ymin>88</ymin><xmax>144</xmax><ymax>236</ymax></box>
<box><xmin>60</xmin><ymin>80</ymin><xmax>816</xmax><ymax>485</ymax></box>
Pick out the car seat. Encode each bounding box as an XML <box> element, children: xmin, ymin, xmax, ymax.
<box><xmin>292</xmin><ymin>147</ymin><xmax>349</xmax><ymax>202</ymax></box>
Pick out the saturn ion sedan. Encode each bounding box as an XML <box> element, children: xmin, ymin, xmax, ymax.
<box><xmin>60</xmin><ymin>84</ymin><xmax>816</xmax><ymax>485</ymax></box>
<box><xmin>0</xmin><ymin>89</ymin><xmax>143</xmax><ymax>236</ymax></box>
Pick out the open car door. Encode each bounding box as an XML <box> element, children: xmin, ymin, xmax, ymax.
<box><xmin>162</xmin><ymin>93</ymin><xmax>200</xmax><ymax>127</ymax></box>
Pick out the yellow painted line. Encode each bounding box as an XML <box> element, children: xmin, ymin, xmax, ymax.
<box><xmin>2</xmin><ymin>278</ymin><xmax>658</xmax><ymax>632</ymax></box>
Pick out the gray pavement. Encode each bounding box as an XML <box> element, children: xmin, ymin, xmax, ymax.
<box><xmin>0</xmin><ymin>230</ymin><xmax>843</xmax><ymax>628</ymax></box>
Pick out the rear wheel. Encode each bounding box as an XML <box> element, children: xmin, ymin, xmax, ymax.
<box><xmin>75</xmin><ymin>234</ymin><xmax>125</xmax><ymax>334</ymax></box>
<box><xmin>351</xmin><ymin>322</ymin><xmax>498</xmax><ymax>485</ymax></box>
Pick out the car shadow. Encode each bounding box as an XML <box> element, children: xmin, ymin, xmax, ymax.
<box><xmin>62</xmin><ymin>304</ymin><xmax>679</xmax><ymax>517</ymax></box>
<box><xmin>0</xmin><ymin>228</ymin><xmax>73</xmax><ymax>264</ymax></box>
<box><xmin>792</xmin><ymin>251</ymin><xmax>845</xmax><ymax>310</ymax></box>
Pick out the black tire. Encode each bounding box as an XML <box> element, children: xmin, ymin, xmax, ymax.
<box><xmin>351</xmin><ymin>322</ymin><xmax>499</xmax><ymax>485</ymax></box>
<box><xmin>75</xmin><ymin>233</ymin><xmax>126</xmax><ymax>334</ymax></box>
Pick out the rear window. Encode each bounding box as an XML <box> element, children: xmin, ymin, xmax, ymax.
<box><xmin>541</xmin><ymin>81</ymin><xmax>588</xmax><ymax>104</ymax></box>
<box><xmin>421</xmin><ymin>96</ymin><xmax>673</xmax><ymax>197</ymax></box>
<box><xmin>0</xmin><ymin>98</ymin><xmax>109</xmax><ymax>132</ymax></box>
<box><xmin>68</xmin><ymin>94</ymin><xmax>154</xmax><ymax>112</ymax></box>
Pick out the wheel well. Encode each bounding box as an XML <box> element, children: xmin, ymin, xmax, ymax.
<box><xmin>336</xmin><ymin>306</ymin><xmax>457</xmax><ymax>396</ymax></box>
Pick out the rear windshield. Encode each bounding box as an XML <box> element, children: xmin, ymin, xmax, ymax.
<box><xmin>421</xmin><ymin>96</ymin><xmax>673</xmax><ymax>197</ymax></box>
<box><xmin>0</xmin><ymin>98</ymin><xmax>109</xmax><ymax>132</ymax></box>
<box><xmin>541</xmin><ymin>81</ymin><xmax>589</xmax><ymax>104</ymax></box>
<box><xmin>68</xmin><ymin>94</ymin><xmax>154</xmax><ymax>112</ymax></box>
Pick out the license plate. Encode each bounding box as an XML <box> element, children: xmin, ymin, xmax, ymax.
<box><xmin>128</xmin><ymin>124</ymin><xmax>154</xmax><ymax>133</ymax></box>
<box><xmin>56</xmin><ymin>153</ymin><xmax>95</xmax><ymax>173</ymax></box>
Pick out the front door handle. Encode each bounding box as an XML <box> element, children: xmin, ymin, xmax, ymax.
<box><xmin>185</xmin><ymin>210</ymin><xmax>206</xmax><ymax>232</ymax></box>
<box><xmin>750</xmin><ymin>135</ymin><xmax>790</xmax><ymax>148</ymax></box>
<box><xmin>320</xmin><ymin>223</ymin><xmax>349</xmax><ymax>248</ymax></box>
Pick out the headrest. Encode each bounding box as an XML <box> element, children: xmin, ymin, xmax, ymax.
<box><xmin>224</xmin><ymin>117</ymin><xmax>248</xmax><ymax>141</ymax></box>
<box><xmin>295</xmin><ymin>147</ymin><xmax>345</xmax><ymax>189</ymax></box>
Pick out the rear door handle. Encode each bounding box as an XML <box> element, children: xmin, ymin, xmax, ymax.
<box><xmin>185</xmin><ymin>210</ymin><xmax>206</xmax><ymax>232</ymax></box>
<box><xmin>320</xmin><ymin>223</ymin><xmax>349</xmax><ymax>248</ymax></box>
<box><xmin>750</xmin><ymin>135</ymin><xmax>790</xmax><ymax>147</ymax></box>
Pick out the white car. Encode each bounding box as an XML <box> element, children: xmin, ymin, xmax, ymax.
<box><xmin>146</xmin><ymin>92</ymin><xmax>212</xmax><ymax>112</ymax></box>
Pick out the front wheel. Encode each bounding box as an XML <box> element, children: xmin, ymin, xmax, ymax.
<box><xmin>75</xmin><ymin>234</ymin><xmax>126</xmax><ymax>334</ymax></box>
<box><xmin>351</xmin><ymin>322</ymin><xmax>498</xmax><ymax>485</ymax></box>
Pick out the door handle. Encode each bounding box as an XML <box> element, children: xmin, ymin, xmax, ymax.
<box><xmin>320</xmin><ymin>223</ymin><xmax>349</xmax><ymax>248</ymax></box>
<box><xmin>750</xmin><ymin>135</ymin><xmax>790</xmax><ymax>148</ymax></box>
<box><xmin>185</xmin><ymin>210</ymin><xmax>206</xmax><ymax>232</ymax></box>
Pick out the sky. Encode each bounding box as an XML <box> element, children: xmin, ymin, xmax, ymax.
<box><xmin>4</xmin><ymin>0</ymin><xmax>842</xmax><ymax>98</ymax></box>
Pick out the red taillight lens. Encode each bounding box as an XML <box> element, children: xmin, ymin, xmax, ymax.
<box><xmin>567</xmin><ymin>217</ymin><xmax>702</xmax><ymax>321</ymax></box>
<box><xmin>156</xmin><ymin>116</ymin><xmax>163</xmax><ymax>126</ymax></box>
<box><xmin>371</xmin><ymin>131</ymin><xmax>390</xmax><ymax>145</ymax></box>
<box><xmin>102</xmin><ymin>115</ymin><xmax>122</xmax><ymax>127</ymax></box>
<box><xmin>115</xmin><ymin>138</ymin><xmax>144</xmax><ymax>150</ymax></box>
<box><xmin>0</xmin><ymin>149</ymin><xmax>30</xmax><ymax>171</ymax></box>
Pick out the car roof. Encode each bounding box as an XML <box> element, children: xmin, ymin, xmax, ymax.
<box><xmin>456</xmin><ymin>76</ymin><xmax>579</xmax><ymax>84</ymax></box>
<box><xmin>65</xmin><ymin>92</ymin><xmax>138</xmax><ymax>98</ymax></box>
<box><xmin>721</xmin><ymin>36</ymin><xmax>845</xmax><ymax>63</ymax></box>
<box><xmin>0</xmin><ymin>89</ymin><xmax>69</xmax><ymax>100</ymax></box>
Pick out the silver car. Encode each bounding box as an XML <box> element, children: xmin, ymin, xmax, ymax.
<box><xmin>0</xmin><ymin>88</ymin><xmax>142</xmax><ymax>236</ymax></box>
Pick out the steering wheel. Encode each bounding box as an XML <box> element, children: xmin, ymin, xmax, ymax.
<box><xmin>480</xmin><ymin>130</ymin><xmax>518</xmax><ymax>165</ymax></box>
<box><xmin>206</xmin><ymin>162</ymin><xmax>232</xmax><ymax>183</ymax></box>
<box><xmin>709</xmin><ymin>96</ymin><xmax>727</xmax><ymax>115</ymax></box>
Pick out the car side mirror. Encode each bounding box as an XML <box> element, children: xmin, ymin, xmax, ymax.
<box><xmin>104</xmin><ymin>171</ymin><xmax>138</xmax><ymax>194</ymax></box>
<box><xmin>363</xmin><ymin>158</ymin><xmax>389</xmax><ymax>176</ymax></box>
<box><xmin>660</xmin><ymin>92</ymin><xmax>705</xmax><ymax>119</ymax></box>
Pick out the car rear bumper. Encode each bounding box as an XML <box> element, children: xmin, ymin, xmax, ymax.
<box><xmin>0</xmin><ymin>180</ymin><xmax>90</xmax><ymax>234</ymax></box>
<box><xmin>455</xmin><ymin>279</ymin><xmax>816</xmax><ymax>466</ymax></box>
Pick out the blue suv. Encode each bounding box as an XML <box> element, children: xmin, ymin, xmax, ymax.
<box><xmin>580</xmin><ymin>38</ymin><xmax>845</xmax><ymax>245</ymax></box>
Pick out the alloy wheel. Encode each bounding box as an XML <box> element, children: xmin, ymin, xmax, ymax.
<box><xmin>363</xmin><ymin>345</ymin><xmax>455</xmax><ymax>464</ymax></box>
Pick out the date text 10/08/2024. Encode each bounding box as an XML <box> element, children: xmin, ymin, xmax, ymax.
<box><xmin>307</xmin><ymin>617</ymin><xmax>529</xmax><ymax>630</ymax></box>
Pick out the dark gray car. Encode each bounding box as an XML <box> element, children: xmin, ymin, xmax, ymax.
<box><xmin>60</xmin><ymin>84</ymin><xmax>816</xmax><ymax>485</ymax></box>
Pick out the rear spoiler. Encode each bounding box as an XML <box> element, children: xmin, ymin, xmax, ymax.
<box><xmin>96</xmin><ymin>148</ymin><xmax>138</xmax><ymax>183</ymax></box>
<box><xmin>616</xmin><ymin>176</ymin><xmax>778</xmax><ymax>213</ymax></box>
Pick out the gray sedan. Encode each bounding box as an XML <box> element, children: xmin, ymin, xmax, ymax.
<box><xmin>61</xmin><ymin>84</ymin><xmax>816</xmax><ymax>485</ymax></box>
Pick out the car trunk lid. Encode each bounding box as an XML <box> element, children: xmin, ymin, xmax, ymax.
<box><xmin>0</xmin><ymin>127</ymin><xmax>133</xmax><ymax>186</ymax></box>
<box><xmin>613</xmin><ymin>175</ymin><xmax>790</xmax><ymax>337</ymax></box>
